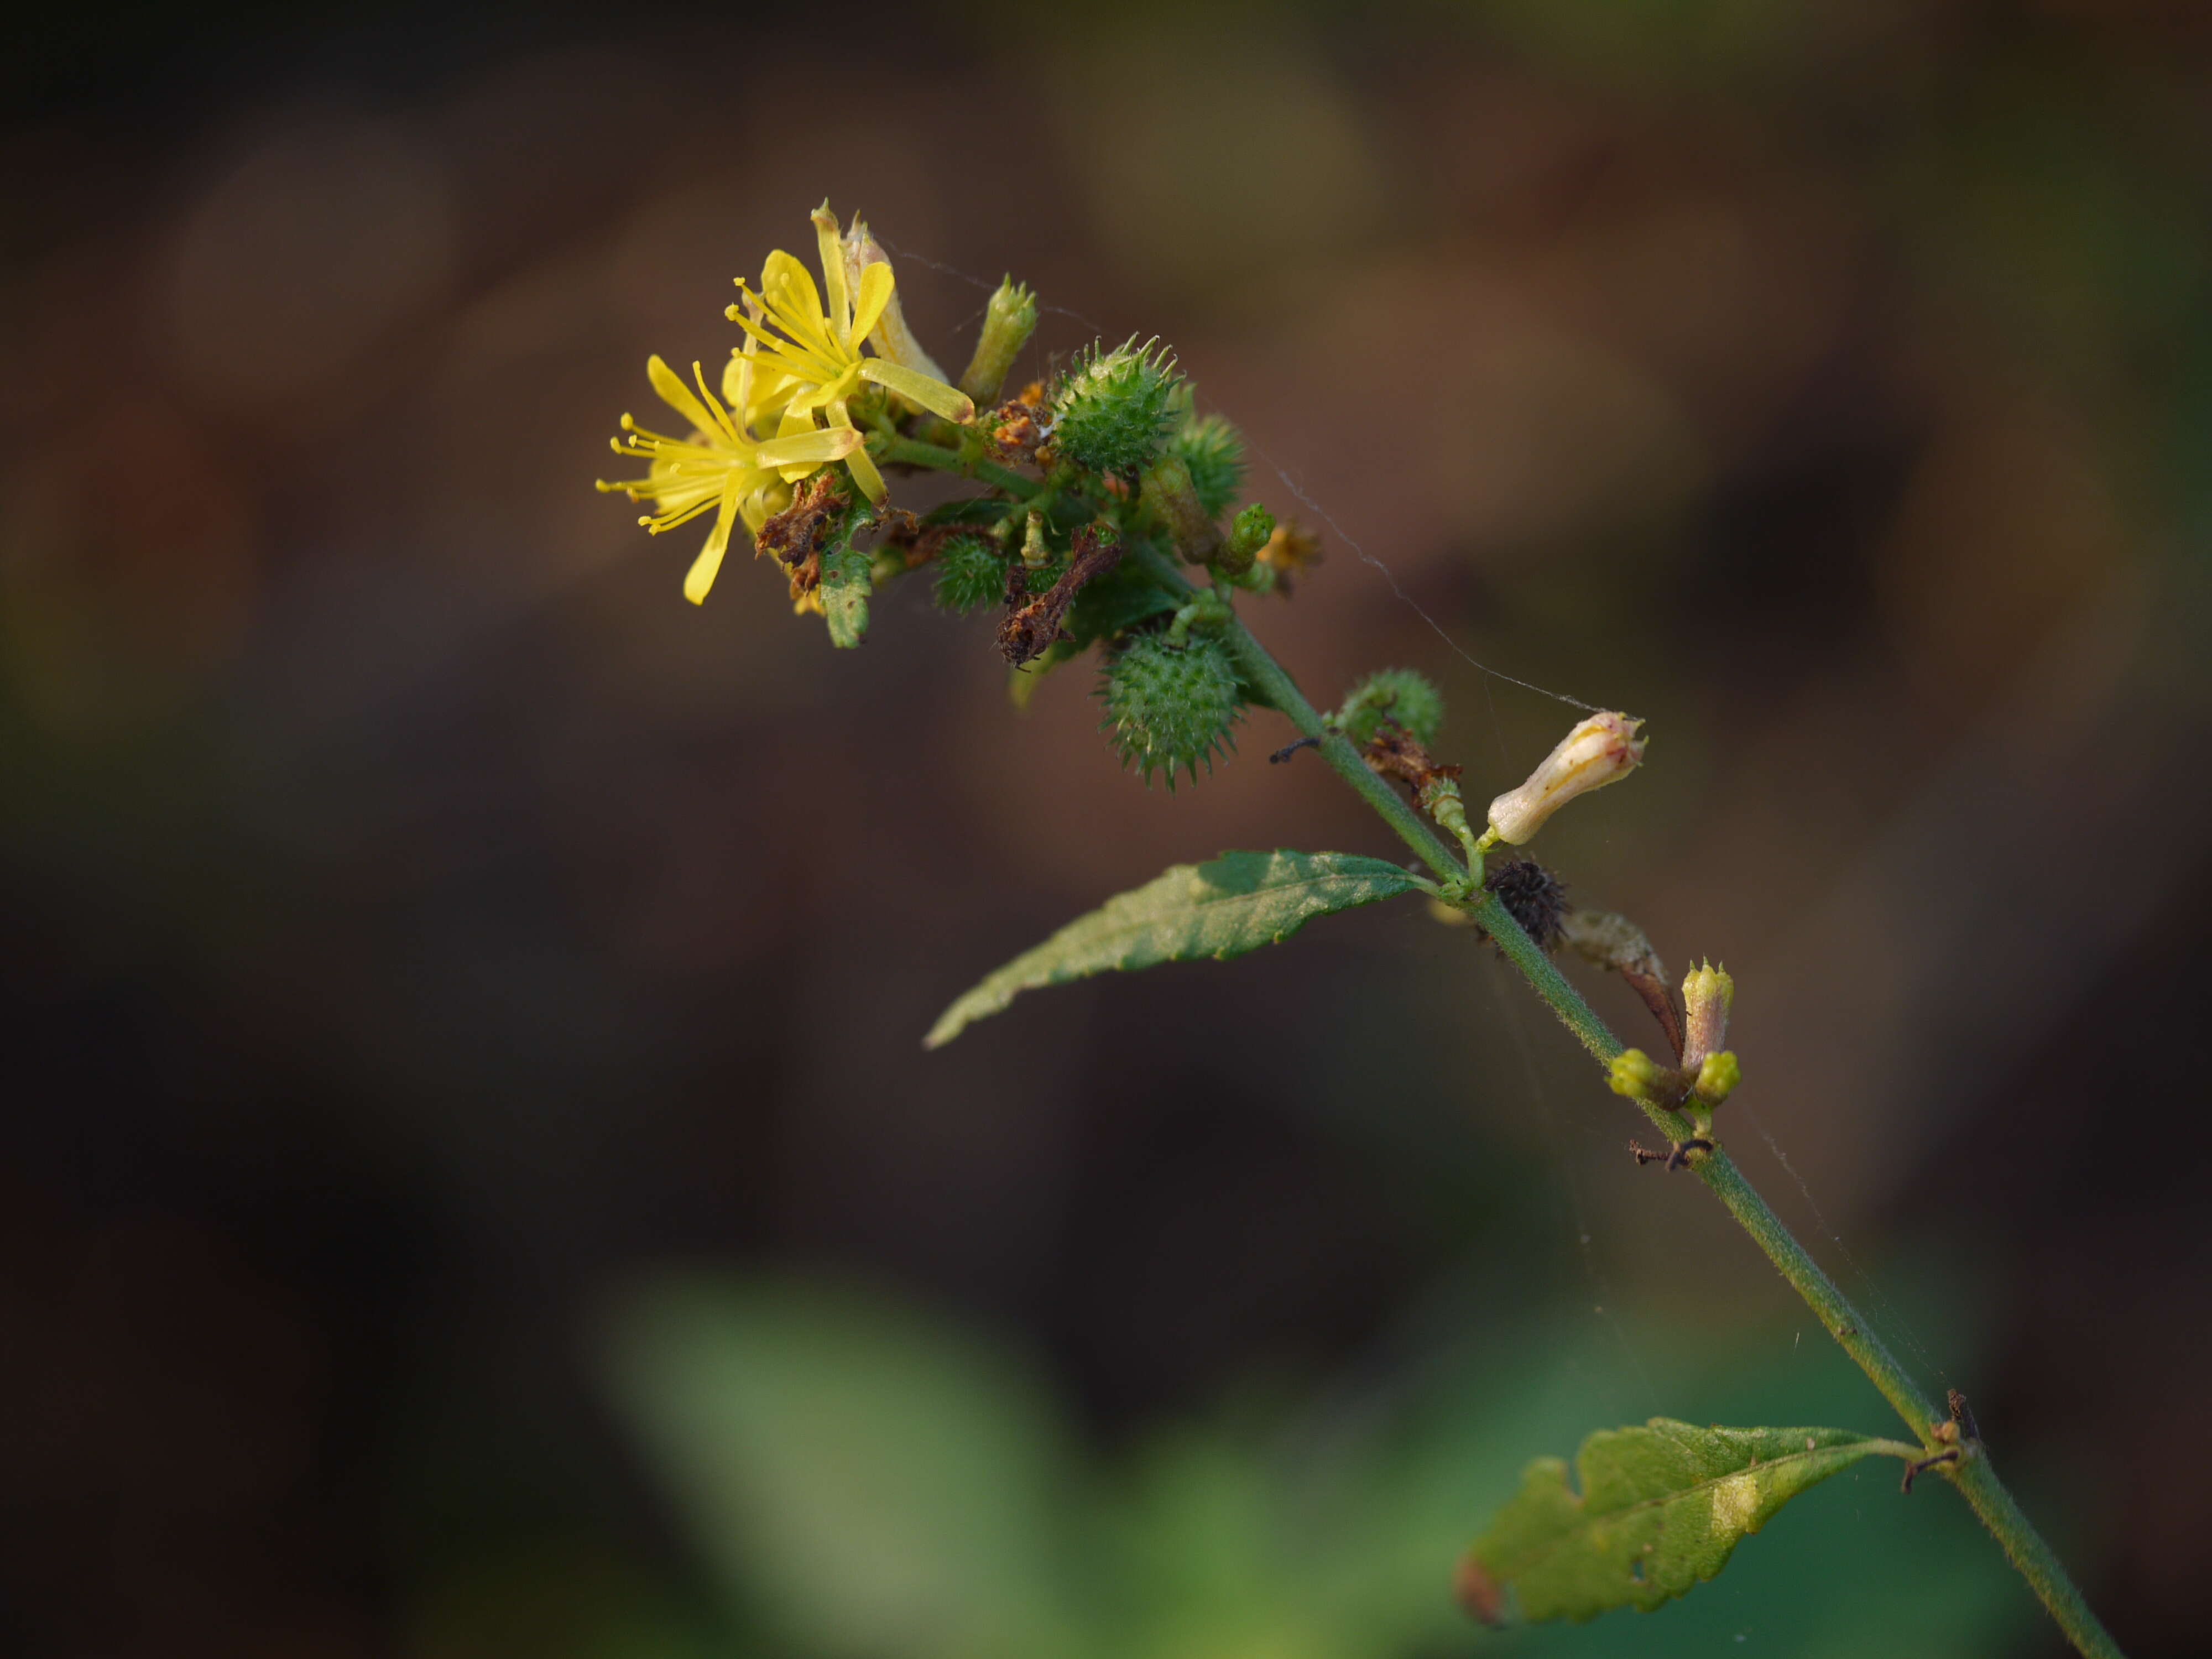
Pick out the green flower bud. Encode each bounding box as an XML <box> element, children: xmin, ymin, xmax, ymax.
<box><xmin>1170</xmin><ymin>412</ymin><xmax>1248</xmax><ymax>520</ymax></box>
<box><xmin>1141</xmin><ymin>453</ymin><xmax>1225</xmax><ymax>566</ymax></box>
<box><xmin>958</xmin><ymin>276</ymin><xmax>1038</xmax><ymax>405</ymax></box>
<box><xmin>1694</xmin><ymin>1050</ymin><xmax>1741</xmax><ymax>1107</ymax></box>
<box><xmin>933</xmin><ymin>534</ymin><xmax>1008</xmax><ymax>614</ymax></box>
<box><xmin>1228</xmin><ymin>504</ymin><xmax>1276</xmax><ymax>563</ymax></box>
<box><xmin>1050</xmin><ymin>337</ymin><xmax>1181</xmax><ymax>479</ymax></box>
<box><xmin>1099</xmin><ymin>629</ymin><xmax>1244</xmax><ymax>789</ymax></box>
<box><xmin>1608</xmin><ymin>1048</ymin><xmax>1667</xmax><ymax>1102</ymax></box>
<box><xmin>1335</xmin><ymin>668</ymin><xmax>1445</xmax><ymax>748</ymax></box>
<box><xmin>1681</xmin><ymin>959</ymin><xmax>1735</xmax><ymax>1068</ymax></box>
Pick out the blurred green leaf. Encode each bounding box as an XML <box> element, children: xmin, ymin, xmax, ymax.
<box><xmin>599</xmin><ymin>1278</ymin><xmax>1092</xmax><ymax>1659</ymax></box>
<box><xmin>1460</xmin><ymin>1418</ymin><xmax>1915</xmax><ymax>1625</ymax></box>
<box><xmin>925</xmin><ymin>849</ymin><xmax>1422</xmax><ymax>1047</ymax></box>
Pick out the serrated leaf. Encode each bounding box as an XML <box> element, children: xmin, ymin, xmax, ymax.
<box><xmin>1459</xmin><ymin>1418</ymin><xmax>1918</xmax><ymax>1625</ymax></box>
<box><xmin>925</xmin><ymin>849</ymin><xmax>1422</xmax><ymax>1048</ymax></box>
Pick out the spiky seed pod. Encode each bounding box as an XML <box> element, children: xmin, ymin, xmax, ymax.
<box><xmin>1335</xmin><ymin>668</ymin><xmax>1446</xmax><ymax>748</ymax></box>
<box><xmin>1170</xmin><ymin>412</ymin><xmax>1248</xmax><ymax>520</ymax></box>
<box><xmin>1099</xmin><ymin>629</ymin><xmax>1244</xmax><ymax>788</ymax></box>
<box><xmin>1050</xmin><ymin>337</ymin><xmax>1182</xmax><ymax>479</ymax></box>
<box><xmin>932</xmin><ymin>534</ymin><xmax>1009</xmax><ymax>614</ymax></box>
<box><xmin>1483</xmin><ymin>858</ymin><xmax>1569</xmax><ymax>953</ymax></box>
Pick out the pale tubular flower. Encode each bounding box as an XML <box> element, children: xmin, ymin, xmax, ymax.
<box><xmin>1485</xmin><ymin>711</ymin><xmax>1646</xmax><ymax>845</ymax></box>
<box><xmin>839</xmin><ymin>214</ymin><xmax>951</xmax><ymax>383</ymax></box>
<box><xmin>597</xmin><ymin>354</ymin><xmax>859</xmax><ymax>605</ymax></box>
<box><xmin>725</xmin><ymin>202</ymin><xmax>975</xmax><ymax>503</ymax></box>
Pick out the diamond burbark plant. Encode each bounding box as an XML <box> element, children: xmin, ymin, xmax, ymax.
<box><xmin>593</xmin><ymin>204</ymin><xmax>2126</xmax><ymax>1659</ymax></box>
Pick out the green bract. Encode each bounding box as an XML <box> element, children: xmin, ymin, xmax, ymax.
<box><xmin>1170</xmin><ymin>411</ymin><xmax>1248</xmax><ymax>520</ymax></box>
<box><xmin>1100</xmin><ymin>629</ymin><xmax>1245</xmax><ymax>787</ymax></box>
<box><xmin>1050</xmin><ymin>338</ymin><xmax>1182</xmax><ymax>478</ymax></box>
<box><xmin>1335</xmin><ymin>667</ymin><xmax>1445</xmax><ymax>747</ymax></box>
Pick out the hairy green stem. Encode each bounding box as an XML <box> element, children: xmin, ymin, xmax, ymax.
<box><xmin>1951</xmin><ymin>1457</ymin><xmax>2124</xmax><ymax>1659</ymax></box>
<box><xmin>887</xmin><ymin>435</ymin><xmax>2120</xmax><ymax>1656</ymax></box>
<box><xmin>878</xmin><ymin>434</ymin><xmax>1036</xmax><ymax>499</ymax></box>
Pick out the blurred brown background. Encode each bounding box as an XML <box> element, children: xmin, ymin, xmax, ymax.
<box><xmin>4</xmin><ymin>3</ymin><xmax>2210</xmax><ymax>1656</ymax></box>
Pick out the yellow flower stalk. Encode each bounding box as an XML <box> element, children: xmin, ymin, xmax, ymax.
<box><xmin>726</xmin><ymin>202</ymin><xmax>975</xmax><ymax>503</ymax></box>
<box><xmin>596</xmin><ymin>353</ymin><xmax>859</xmax><ymax>605</ymax></box>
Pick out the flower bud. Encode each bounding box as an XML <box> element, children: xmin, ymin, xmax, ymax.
<box><xmin>1228</xmin><ymin>504</ymin><xmax>1276</xmax><ymax>564</ymax></box>
<box><xmin>1681</xmin><ymin>959</ymin><xmax>1734</xmax><ymax>1068</ymax></box>
<box><xmin>1608</xmin><ymin>1048</ymin><xmax>1667</xmax><ymax>1102</ymax></box>
<box><xmin>1141</xmin><ymin>453</ymin><xmax>1225</xmax><ymax>566</ymax></box>
<box><xmin>839</xmin><ymin>215</ymin><xmax>951</xmax><ymax>382</ymax></box>
<box><xmin>1694</xmin><ymin>1050</ymin><xmax>1741</xmax><ymax>1107</ymax></box>
<box><xmin>1485</xmin><ymin>712</ymin><xmax>1646</xmax><ymax>846</ymax></box>
<box><xmin>959</xmin><ymin>276</ymin><xmax>1039</xmax><ymax>405</ymax></box>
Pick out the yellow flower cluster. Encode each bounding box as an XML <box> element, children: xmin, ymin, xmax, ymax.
<box><xmin>597</xmin><ymin>204</ymin><xmax>975</xmax><ymax>604</ymax></box>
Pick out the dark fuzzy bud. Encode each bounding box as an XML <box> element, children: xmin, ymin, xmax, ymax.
<box><xmin>1335</xmin><ymin>668</ymin><xmax>1446</xmax><ymax>748</ymax></box>
<box><xmin>1099</xmin><ymin>629</ymin><xmax>1244</xmax><ymax>789</ymax></box>
<box><xmin>1483</xmin><ymin>858</ymin><xmax>1569</xmax><ymax>953</ymax></box>
<box><xmin>1050</xmin><ymin>337</ymin><xmax>1181</xmax><ymax>479</ymax></box>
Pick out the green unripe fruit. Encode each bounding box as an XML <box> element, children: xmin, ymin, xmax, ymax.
<box><xmin>1170</xmin><ymin>412</ymin><xmax>1248</xmax><ymax>519</ymax></box>
<box><xmin>1050</xmin><ymin>337</ymin><xmax>1182</xmax><ymax>479</ymax></box>
<box><xmin>1099</xmin><ymin>629</ymin><xmax>1244</xmax><ymax>789</ymax></box>
<box><xmin>1335</xmin><ymin>667</ymin><xmax>1445</xmax><ymax>747</ymax></box>
<box><xmin>933</xmin><ymin>534</ymin><xmax>1009</xmax><ymax>614</ymax></box>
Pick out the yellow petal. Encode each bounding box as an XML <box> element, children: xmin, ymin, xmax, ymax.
<box><xmin>688</xmin><ymin>361</ymin><xmax>745</xmax><ymax>447</ymax></box>
<box><xmin>811</xmin><ymin>201</ymin><xmax>849</xmax><ymax>338</ymax></box>
<box><xmin>682</xmin><ymin>484</ymin><xmax>743</xmax><ymax>604</ymax></box>
<box><xmin>859</xmin><ymin>360</ymin><xmax>976</xmax><ymax>425</ymax></box>
<box><xmin>647</xmin><ymin>354</ymin><xmax>721</xmax><ymax>438</ymax></box>
<box><xmin>759</xmin><ymin>250</ymin><xmax>822</xmax><ymax>330</ymax></box>
<box><xmin>755</xmin><ymin>426</ymin><xmax>862</xmax><ymax>469</ymax></box>
<box><xmin>848</xmin><ymin>261</ymin><xmax>895</xmax><ymax>349</ymax></box>
<box><xmin>843</xmin><ymin>442</ymin><xmax>885</xmax><ymax>503</ymax></box>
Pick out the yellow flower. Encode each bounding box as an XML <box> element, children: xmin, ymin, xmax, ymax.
<box><xmin>725</xmin><ymin>202</ymin><xmax>975</xmax><ymax>503</ymax></box>
<box><xmin>597</xmin><ymin>353</ymin><xmax>859</xmax><ymax>605</ymax></box>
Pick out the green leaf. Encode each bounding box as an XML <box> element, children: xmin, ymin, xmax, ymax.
<box><xmin>599</xmin><ymin>1276</ymin><xmax>1094</xmax><ymax>1659</ymax></box>
<box><xmin>1459</xmin><ymin>1418</ymin><xmax>1919</xmax><ymax>1626</ymax></box>
<box><xmin>818</xmin><ymin>544</ymin><xmax>872</xmax><ymax>649</ymax></box>
<box><xmin>925</xmin><ymin>849</ymin><xmax>1422</xmax><ymax>1048</ymax></box>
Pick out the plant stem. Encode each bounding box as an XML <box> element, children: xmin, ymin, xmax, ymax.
<box><xmin>878</xmin><ymin>435</ymin><xmax>1036</xmax><ymax>499</ymax></box>
<box><xmin>1222</xmin><ymin>603</ymin><xmax>2126</xmax><ymax>1657</ymax></box>
<box><xmin>890</xmin><ymin>429</ymin><xmax>2120</xmax><ymax>1652</ymax></box>
<box><xmin>1950</xmin><ymin>1456</ymin><xmax>2126</xmax><ymax>1659</ymax></box>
